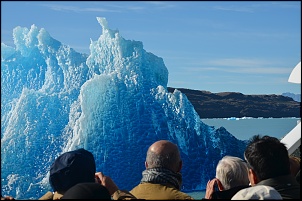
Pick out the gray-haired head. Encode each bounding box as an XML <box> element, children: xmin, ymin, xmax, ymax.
<box><xmin>216</xmin><ymin>155</ymin><xmax>249</xmax><ymax>190</ymax></box>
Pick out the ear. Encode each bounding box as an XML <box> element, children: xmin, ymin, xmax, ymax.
<box><xmin>145</xmin><ymin>161</ymin><xmax>148</xmax><ymax>169</ymax></box>
<box><xmin>217</xmin><ymin>180</ymin><xmax>224</xmax><ymax>191</ymax></box>
<box><xmin>248</xmin><ymin>168</ymin><xmax>259</xmax><ymax>186</ymax></box>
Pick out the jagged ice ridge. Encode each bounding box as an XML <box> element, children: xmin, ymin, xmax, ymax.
<box><xmin>1</xmin><ymin>17</ymin><xmax>247</xmax><ymax>199</ymax></box>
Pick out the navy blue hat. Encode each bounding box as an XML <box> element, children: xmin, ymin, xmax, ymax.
<box><xmin>61</xmin><ymin>183</ymin><xmax>111</xmax><ymax>199</ymax></box>
<box><xmin>49</xmin><ymin>148</ymin><xmax>96</xmax><ymax>192</ymax></box>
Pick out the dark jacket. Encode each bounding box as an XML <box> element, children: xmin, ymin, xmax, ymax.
<box><xmin>257</xmin><ymin>174</ymin><xmax>300</xmax><ymax>199</ymax></box>
<box><xmin>203</xmin><ymin>185</ymin><xmax>249</xmax><ymax>199</ymax></box>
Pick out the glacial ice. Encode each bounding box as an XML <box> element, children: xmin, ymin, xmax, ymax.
<box><xmin>1</xmin><ymin>17</ymin><xmax>247</xmax><ymax>199</ymax></box>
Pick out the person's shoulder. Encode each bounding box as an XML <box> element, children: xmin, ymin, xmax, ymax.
<box><xmin>112</xmin><ymin>190</ymin><xmax>137</xmax><ymax>200</ymax></box>
<box><xmin>131</xmin><ymin>183</ymin><xmax>193</xmax><ymax>199</ymax></box>
<box><xmin>38</xmin><ymin>191</ymin><xmax>53</xmax><ymax>200</ymax></box>
<box><xmin>155</xmin><ymin>184</ymin><xmax>194</xmax><ymax>199</ymax></box>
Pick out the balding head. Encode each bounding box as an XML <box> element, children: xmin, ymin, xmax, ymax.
<box><xmin>145</xmin><ymin>140</ymin><xmax>182</xmax><ymax>172</ymax></box>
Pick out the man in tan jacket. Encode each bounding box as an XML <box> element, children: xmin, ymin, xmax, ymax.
<box><xmin>129</xmin><ymin>140</ymin><xmax>193</xmax><ymax>199</ymax></box>
<box><xmin>98</xmin><ymin>140</ymin><xmax>193</xmax><ymax>200</ymax></box>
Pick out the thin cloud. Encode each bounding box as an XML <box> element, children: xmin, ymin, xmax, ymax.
<box><xmin>144</xmin><ymin>1</ymin><xmax>177</xmax><ymax>9</ymax></box>
<box><xmin>105</xmin><ymin>3</ymin><xmax>145</xmax><ymax>11</ymax></box>
<box><xmin>206</xmin><ymin>58</ymin><xmax>273</xmax><ymax>67</ymax></box>
<box><xmin>271</xmin><ymin>1</ymin><xmax>301</xmax><ymax>9</ymax></box>
<box><xmin>212</xmin><ymin>1</ymin><xmax>300</xmax><ymax>13</ymax></box>
<box><xmin>184</xmin><ymin>58</ymin><xmax>291</xmax><ymax>75</ymax></box>
<box><xmin>187</xmin><ymin>66</ymin><xmax>289</xmax><ymax>75</ymax></box>
<box><xmin>102</xmin><ymin>1</ymin><xmax>177</xmax><ymax>11</ymax></box>
<box><xmin>224</xmin><ymin>67</ymin><xmax>289</xmax><ymax>74</ymax></box>
<box><xmin>41</xmin><ymin>2</ymin><xmax>176</xmax><ymax>14</ymax></box>
<box><xmin>213</xmin><ymin>5</ymin><xmax>255</xmax><ymax>13</ymax></box>
<box><xmin>41</xmin><ymin>3</ymin><xmax>122</xmax><ymax>13</ymax></box>
<box><xmin>215</xmin><ymin>31</ymin><xmax>294</xmax><ymax>39</ymax></box>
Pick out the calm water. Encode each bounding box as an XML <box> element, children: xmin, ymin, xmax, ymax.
<box><xmin>201</xmin><ymin>117</ymin><xmax>300</xmax><ymax>141</ymax></box>
<box><xmin>186</xmin><ymin>190</ymin><xmax>206</xmax><ymax>199</ymax></box>
<box><xmin>186</xmin><ymin>117</ymin><xmax>301</xmax><ymax>199</ymax></box>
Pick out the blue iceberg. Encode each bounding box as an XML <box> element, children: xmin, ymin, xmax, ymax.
<box><xmin>1</xmin><ymin>17</ymin><xmax>247</xmax><ymax>199</ymax></box>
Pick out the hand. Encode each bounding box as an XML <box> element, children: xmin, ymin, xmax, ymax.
<box><xmin>205</xmin><ymin>178</ymin><xmax>222</xmax><ymax>199</ymax></box>
<box><xmin>1</xmin><ymin>195</ymin><xmax>14</xmax><ymax>200</ymax></box>
<box><xmin>95</xmin><ymin>172</ymin><xmax>119</xmax><ymax>195</ymax></box>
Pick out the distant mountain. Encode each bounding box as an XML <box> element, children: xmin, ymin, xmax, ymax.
<box><xmin>168</xmin><ymin>87</ymin><xmax>301</xmax><ymax>119</ymax></box>
<box><xmin>282</xmin><ymin>92</ymin><xmax>301</xmax><ymax>102</ymax></box>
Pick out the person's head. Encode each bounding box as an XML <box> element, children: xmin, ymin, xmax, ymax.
<box><xmin>145</xmin><ymin>140</ymin><xmax>182</xmax><ymax>173</ymax></box>
<box><xmin>49</xmin><ymin>148</ymin><xmax>96</xmax><ymax>192</ymax></box>
<box><xmin>61</xmin><ymin>183</ymin><xmax>111</xmax><ymax>199</ymax></box>
<box><xmin>244</xmin><ymin>135</ymin><xmax>290</xmax><ymax>185</ymax></box>
<box><xmin>215</xmin><ymin>156</ymin><xmax>249</xmax><ymax>190</ymax></box>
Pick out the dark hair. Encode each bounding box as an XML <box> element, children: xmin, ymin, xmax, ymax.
<box><xmin>244</xmin><ymin>135</ymin><xmax>290</xmax><ymax>180</ymax></box>
<box><xmin>49</xmin><ymin>148</ymin><xmax>96</xmax><ymax>192</ymax></box>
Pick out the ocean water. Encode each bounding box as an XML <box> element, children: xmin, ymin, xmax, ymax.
<box><xmin>186</xmin><ymin>190</ymin><xmax>206</xmax><ymax>199</ymax></box>
<box><xmin>201</xmin><ymin>117</ymin><xmax>301</xmax><ymax>141</ymax></box>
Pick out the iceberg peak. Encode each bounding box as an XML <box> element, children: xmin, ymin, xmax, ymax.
<box><xmin>96</xmin><ymin>17</ymin><xmax>118</xmax><ymax>37</ymax></box>
<box><xmin>97</xmin><ymin>17</ymin><xmax>108</xmax><ymax>30</ymax></box>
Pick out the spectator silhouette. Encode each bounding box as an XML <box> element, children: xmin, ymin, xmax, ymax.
<box><xmin>61</xmin><ymin>183</ymin><xmax>111</xmax><ymax>199</ymax></box>
<box><xmin>97</xmin><ymin>140</ymin><xmax>193</xmax><ymax>200</ymax></box>
<box><xmin>39</xmin><ymin>148</ymin><xmax>96</xmax><ymax>200</ymax></box>
<box><xmin>244</xmin><ymin>135</ymin><xmax>300</xmax><ymax>199</ymax></box>
<box><xmin>129</xmin><ymin>140</ymin><xmax>193</xmax><ymax>199</ymax></box>
<box><xmin>205</xmin><ymin>156</ymin><xmax>250</xmax><ymax>199</ymax></box>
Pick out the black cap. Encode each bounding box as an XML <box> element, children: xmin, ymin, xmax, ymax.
<box><xmin>49</xmin><ymin>148</ymin><xmax>96</xmax><ymax>192</ymax></box>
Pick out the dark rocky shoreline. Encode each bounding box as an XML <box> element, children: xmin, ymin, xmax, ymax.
<box><xmin>168</xmin><ymin>87</ymin><xmax>301</xmax><ymax>119</ymax></box>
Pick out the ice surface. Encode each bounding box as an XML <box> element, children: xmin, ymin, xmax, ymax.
<box><xmin>1</xmin><ymin>17</ymin><xmax>247</xmax><ymax>199</ymax></box>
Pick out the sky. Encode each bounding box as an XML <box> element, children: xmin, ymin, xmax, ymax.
<box><xmin>1</xmin><ymin>1</ymin><xmax>301</xmax><ymax>95</ymax></box>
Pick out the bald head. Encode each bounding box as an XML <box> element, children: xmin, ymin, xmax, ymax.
<box><xmin>145</xmin><ymin>140</ymin><xmax>182</xmax><ymax>172</ymax></box>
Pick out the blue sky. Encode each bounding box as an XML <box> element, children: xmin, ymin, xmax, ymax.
<box><xmin>1</xmin><ymin>1</ymin><xmax>301</xmax><ymax>95</ymax></box>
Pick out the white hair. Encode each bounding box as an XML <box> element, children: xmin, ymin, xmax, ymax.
<box><xmin>216</xmin><ymin>156</ymin><xmax>249</xmax><ymax>190</ymax></box>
